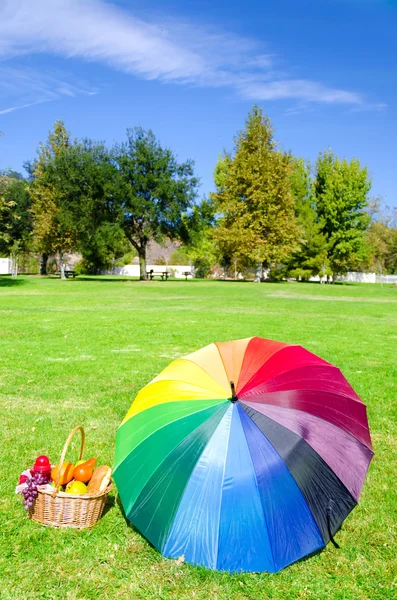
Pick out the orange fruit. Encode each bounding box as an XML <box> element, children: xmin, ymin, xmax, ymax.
<box><xmin>85</xmin><ymin>458</ymin><xmax>97</xmax><ymax>469</ymax></box>
<box><xmin>73</xmin><ymin>460</ymin><xmax>95</xmax><ymax>483</ymax></box>
<box><xmin>51</xmin><ymin>462</ymin><xmax>74</xmax><ymax>486</ymax></box>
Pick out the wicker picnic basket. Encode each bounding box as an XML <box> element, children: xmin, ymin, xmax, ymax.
<box><xmin>28</xmin><ymin>425</ymin><xmax>112</xmax><ymax>529</ymax></box>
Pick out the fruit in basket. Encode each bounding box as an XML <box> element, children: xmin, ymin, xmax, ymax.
<box><xmin>22</xmin><ymin>472</ymin><xmax>50</xmax><ymax>510</ymax></box>
<box><xmin>65</xmin><ymin>480</ymin><xmax>88</xmax><ymax>494</ymax></box>
<box><xmin>73</xmin><ymin>458</ymin><xmax>96</xmax><ymax>483</ymax></box>
<box><xmin>51</xmin><ymin>462</ymin><xmax>74</xmax><ymax>485</ymax></box>
<box><xmin>75</xmin><ymin>459</ymin><xmax>85</xmax><ymax>467</ymax></box>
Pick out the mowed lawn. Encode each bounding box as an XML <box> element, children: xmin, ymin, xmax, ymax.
<box><xmin>0</xmin><ymin>276</ymin><xmax>396</xmax><ymax>600</ymax></box>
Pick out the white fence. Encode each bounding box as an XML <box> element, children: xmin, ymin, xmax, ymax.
<box><xmin>376</xmin><ymin>274</ymin><xmax>397</xmax><ymax>284</ymax></box>
<box><xmin>0</xmin><ymin>258</ymin><xmax>12</xmax><ymax>275</ymax></box>
<box><xmin>310</xmin><ymin>272</ymin><xmax>396</xmax><ymax>284</ymax></box>
<box><xmin>102</xmin><ymin>264</ymin><xmax>193</xmax><ymax>279</ymax></box>
<box><xmin>336</xmin><ymin>272</ymin><xmax>376</xmax><ymax>283</ymax></box>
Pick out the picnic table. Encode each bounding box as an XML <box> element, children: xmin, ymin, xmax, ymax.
<box><xmin>147</xmin><ymin>270</ymin><xmax>169</xmax><ymax>280</ymax></box>
<box><xmin>56</xmin><ymin>270</ymin><xmax>77</xmax><ymax>278</ymax></box>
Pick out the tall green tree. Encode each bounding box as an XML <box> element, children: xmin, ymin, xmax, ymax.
<box><xmin>29</xmin><ymin>121</ymin><xmax>75</xmax><ymax>277</ymax></box>
<box><xmin>212</xmin><ymin>107</ymin><xmax>298</xmax><ymax>280</ymax></box>
<box><xmin>112</xmin><ymin>128</ymin><xmax>199</xmax><ymax>279</ymax></box>
<box><xmin>313</xmin><ymin>151</ymin><xmax>371</xmax><ymax>278</ymax></box>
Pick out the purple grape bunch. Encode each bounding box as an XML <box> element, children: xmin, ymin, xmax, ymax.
<box><xmin>22</xmin><ymin>472</ymin><xmax>50</xmax><ymax>511</ymax></box>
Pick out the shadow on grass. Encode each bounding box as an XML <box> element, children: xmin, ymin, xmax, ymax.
<box><xmin>0</xmin><ymin>276</ymin><xmax>27</xmax><ymax>287</ymax></box>
<box><xmin>101</xmin><ymin>492</ymin><xmax>116</xmax><ymax>518</ymax></box>
<box><xmin>72</xmin><ymin>276</ymin><xmax>198</xmax><ymax>283</ymax></box>
<box><xmin>73</xmin><ymin>276</ymin><xmax>140</xmax><ymax>283</ymax></box>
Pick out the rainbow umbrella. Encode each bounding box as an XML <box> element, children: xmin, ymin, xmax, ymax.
<box><xmin>113</xmin><ymin>337</ymin><xmax>373</xmax><ymax>573</ymax></box>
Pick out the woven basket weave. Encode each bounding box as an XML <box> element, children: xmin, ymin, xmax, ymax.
<box><xmin>28</xmin><ymin>425</ymin><xmax>111</xmax><ymax>529</ymax></box>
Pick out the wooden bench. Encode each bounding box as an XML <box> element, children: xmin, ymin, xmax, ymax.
<box><xmin>57</xmin><ymin>270</ymin><xmax>77</xmax><ymax>278</ymax></box>
<box><xmin>147</xmin><ymin>270</ymin><xmax>169</xmax><ymax>280</ymax></box>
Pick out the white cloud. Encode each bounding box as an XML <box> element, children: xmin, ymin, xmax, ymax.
<box><xmin>0</xmin><ymin>99</ymin><xmax>51</xmax><ymax>115</ymax></box>
<box><xmin>0</xmin><ymin>0</ymin><xmax>375</xmax><ymax>111</ymax></box>
<box><xmin>242</xmin><ymin>79</ymin><xmax>362</xmax><ymax>105</ymax></box>
<box><xmin>0</xmin><ymin>65</ymin><xmax>98</xmax><ymax>116</ymax></box>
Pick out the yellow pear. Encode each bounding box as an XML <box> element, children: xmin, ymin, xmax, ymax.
<box><xmin>66</xmin><ymin>480</ymin><xmax>88</xmax><ymax>495</ymax></box>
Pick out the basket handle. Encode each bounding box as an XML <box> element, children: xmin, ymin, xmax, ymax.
<box><xmin>52</xmin><ymin>425</ymin><xmax>85</xmax><ymax>496</ymax></box>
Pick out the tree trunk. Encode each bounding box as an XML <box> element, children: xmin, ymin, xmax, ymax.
<box><xmin>261</xmin><ymin>261</ymin><xmax>269</xmax><ymax>282</ymax></box>
<box><xmin>138</xmin><ymin>245</ymin><xmax>147</xmax><ymax>280</ymax></box>
<box><xmin>11</xmin><ymin>252</ymin><xmax>18</xmax><ymax>279</ymax></box>
<box><xmin>58</xmin><ymin>252</ymin><xmax>66</xmax><ymax>280</ymax></box>
<box><xmin>40</xmin><ymin>253</ymin><xmax>48</xmax><ymax>275</ymax></box>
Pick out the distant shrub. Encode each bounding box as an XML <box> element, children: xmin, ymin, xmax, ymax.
<box><xmin>73</xmin><ymin>259</ymin><xmax>92</xmax><ymax>275</ymax></box>
<box><xmin>169</xmin><ymin>248</ymin><xmax>189</xmax><ymax>265</ymax></box>
<box><xmin>193</xmin><ymin>257</ymin><xmax>212</xmax><ymax>278</ymax></box>
<box><xmin>289</xmin><ymin>268</ymin><xmax>313</xmax><ymax>282</ymax></box>
<box><xmin>268</xmin><ymin>266</ymin><xmax>288</xmax><ymax>281</ymax></box>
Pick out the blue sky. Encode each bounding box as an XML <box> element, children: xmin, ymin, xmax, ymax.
<box><xmin>0</xmin><ymin>0</ymin><xmax>396</xmax><ymax>206</ymax></box>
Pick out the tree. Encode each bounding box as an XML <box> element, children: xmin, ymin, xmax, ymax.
<box><xmin>112</xmin><ymin>128</ymin><xmax>199</xmax><ymax>280</ymax></box>
<box><xmin>29</xmin><ymin>121</ymin><xmax>75</xmax><ymax>278</ymax></box>
<box><xmin>212</xmin><ymin>107</ymin><xmax>298</xmax><ymax>280</ymax></box>
<box><xmin>386</xmin><ymin>229</ymin><xmax>397</xmax><ymax>274</ymax></box>
<box><xmin>0</xmin><ymin>174</ymin><xmax>32</xmax><ymax>274</ymax></box>
<box><xmin>313</xmin><ymin>151</ymin><xmax>371</xmax><ymax>279</ymax></box>
<box><xmin>287</xmin><ymin>159</ymin><xmax>330</xmax><ymax>281</ymax></box>
<box><xmin>362</xmin><ymin>202</ymin><xmax>397</xmax><ymax>274</ymax></box>
<box><xmin>364</xmin><ymin>221</ymin><xmax>394</xmax><ymax>273</ymax></box>
<box><xmin>182</xmin><ymin>198</ymin><xmax>220</xmax><ymax>278</ymax></box>
<box><xmin>41</xmin><ymin>139</ymin><xmax>130</xmax><ymax>273</ymax></box>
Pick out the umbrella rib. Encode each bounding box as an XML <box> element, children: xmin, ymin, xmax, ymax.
<box><xmin>127</xmin><ymin>403</ymin><xmax>229</xmax><ymax>548</ymax></box>
<box><xmin>214</xmin><ymin>407</ymin><xmax>233</xmax><ymax>570</ymax></box>
<box><xmin>239</xmin><ymin>398</ymin><xmax>372</xmax><ymax>450</ymax></box>
<box><xmin>240</xmin><ymin>365</ymin><xmax>362</xmax><ymax>403</ymax></box>
<box><xmin>236</xmin><ymin>406</ymin><xmax>277</xmax><ymax>571</ymax></box>
<box><xmin>240</xmin><ymin>403</ymin><xmax>357</xmax><ymax>545</ymax></box>
<box><xmin>237</xmin><ymin>344</ymin><xmax>302</xmax><ymax>394</ymax></box>
<box><xmin>142</xmin><ymin>379</ymin><xmax>229</xmax><ymax>398</ymax></box>
<box><xmin>180</xmin><ymin>357</ymin><xmax>231</xmax><ymax>396</ymax></box>
<box><xmin>114</xmin><ymin>400</ymin><xmax>229</xmax><ymax>473</ymax></box>
<box><xmin>241</xmin><ymin>400</ymin><xmax>373</xmax><ymax>454</ymax></box>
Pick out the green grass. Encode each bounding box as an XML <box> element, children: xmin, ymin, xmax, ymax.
<box><xmin>0</xmin><ymin>275</ymin><xmax>396</xmax><ymax>600</ymax></box>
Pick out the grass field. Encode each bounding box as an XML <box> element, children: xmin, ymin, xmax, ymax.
<box><xmin>0</xmin><ymin>275</ymin><xmax>396</xmax><ymax>600</ymax></box>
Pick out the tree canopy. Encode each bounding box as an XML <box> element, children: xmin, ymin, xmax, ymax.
<box><xmin>112</xmin><ymin>128</ymin><xmax>199</xmax><ymax>279</ymax></box>
<box><xmin>313</xmin><ymin>151</ymin><xmax>371</xmax><ymax>276</ymax></box>
<box><xmin>212</xmin><ymin>107</ymin><xmax>299</xmax><ymax>278</ymax></box>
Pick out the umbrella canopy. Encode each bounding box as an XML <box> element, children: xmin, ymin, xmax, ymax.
<box><xmin>113</xmin><ymin>337</ymin><xmax>373</xmax><ymax>573</ymax></box>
